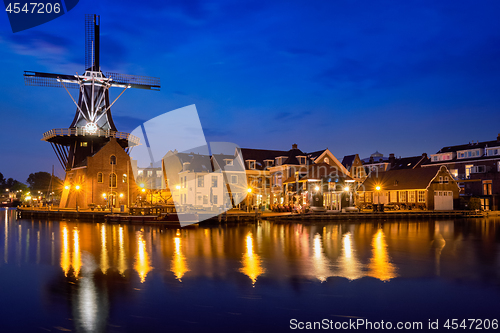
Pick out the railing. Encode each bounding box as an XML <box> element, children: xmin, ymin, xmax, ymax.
<box><xmin>42</xmin><ymin>128</ymin><xmax>140</xmax><ymax>145</ymax></box>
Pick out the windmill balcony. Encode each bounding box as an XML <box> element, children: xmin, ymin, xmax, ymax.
<box><xmin>42</xmin><ymin>128</ymin><xmax>140</xmax><ymax>146</ymax></box>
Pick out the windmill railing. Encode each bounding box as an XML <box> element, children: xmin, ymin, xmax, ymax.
<box><xmin>42</xmin><ymin>128</ymin><xmax>141</xmax><ymax>145</ymax></box>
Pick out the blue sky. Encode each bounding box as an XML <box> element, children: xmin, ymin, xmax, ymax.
<box><xmin>1</xmin><ymin>0</ymin><xmax>500</xmax><ymax>181</ymax></box>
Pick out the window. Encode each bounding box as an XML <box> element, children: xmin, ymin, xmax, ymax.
<box><xmin>498</xmin><ymin>161</ymin><xmax>500</xmax><ymax>172</ymax></box>
<box><xmin>324</xmin><ymin>157</ymin><xmax>329</xmax><ymax>164</ymax></box>
<box><xmin>147</xmin><ymin>170</ymin><xmax>153</xmax><ymax>177</ymax></box>
<box><xmin>399</xmin><ymin>191</ymin><xmax>406</xmax><ymax>203</ymax></box>
<box><xmin>156</xmin><ymin>171</ymin><xmax>162</xmax><ymax>177</ymax></box>
<box><xmin>109</xmin><ymin>173</ymin><xmax>117</xmax><ymax>188</ymax></box>
<box><xmin>213</xmin><ymin>195</ymin><xmax>218</xmax><ymax>205</ymax></box>
<box><xmin>265</xmin><ymin>160</ymin><xmax>274</xmax><ymax>168</ymax></box>
<box><xmin>483</xmin><ymin>180</ymin><xmax>492</xmax><ymax>195</ymax></box>
<box><xmin>408</xmin><ymin>191</ymin><xmax>415</xmax><ymax>203</ymax></box>
<box><xmin>212</xmin><ymin>176</ymin><xmax>218</xmax><ymax>188</ymax></box>
<box><xmin>197</xmin><ymin>175</ymin><xmax>204</xmax><ymax>187</ymax></box>
<box><xmin>231</xmin><ymin>175</ymin><xmax>238</xmax><ymax>184</ymax></box>
<box><xmin>366</xmin><ymin>193</ymin><xmax>372</xmax><ymax>203</ymax></box>
<box><xmin>203</xmin><ymin>195</ymin><xmax>208</xmax><ymax>205</ymax></box>
<box><xmin>97</xmin><ymin>172</ymin><xmax>103</xmax><ymax>183</ymax></box>
<box><xmin>439</xmin><ymin>176</ymin><xmax>443</xmax><ymax>184</ymax></box>
<box><xmin>390</xmin><ymin>191</ymin><xmax>397</xmax><ymax>203</ymax></box>
<box><xmin>80</xmin><ymin>142</ymin><xmax>87</xmax><ymax>147</ymax></box>
<box><xmin>122</xmin><ymin>174</ymin><xmax>127</xmax><ymax>183</ymax></box>
<box><xmin>450</xmin><ymin>169</ymin><xmax>458</xmax><ymax>179</ymax></box>
<box><xmin>138</xmin><ymin>170</ymin><xmax>143</xmax><ymax>176</ymax></box>
<box><xmin>110</xmin><ymin>155</ymin><xmax>116</xmax><ymax>165</ymax></box>
<box><xmin>418</xmin><ymin>190</ymin><xmax>426</xmax><ymax>203</ymax></box>
<box><xmin>298</xmin><ymin>156</ymin><xmax>306</xmax><ymax>165</ymax></box>
<box><xmin>445</xmin><ymin>176</ymin><xmax>449</xmax><ymax>184</ymax></box>
<box><xmin>248</xmin><ymin>161</ymin><xmax>256</xmax><ymax>169</ymax></box>
<box><xmin>225</xmin><ymin>159</ymin><xmax>233</xmax><ymax>166</ymax></box>
<box><xmin>465</xmin><ymin>165</ymin><xmax>473</xmax><ymax>179</ymax></box>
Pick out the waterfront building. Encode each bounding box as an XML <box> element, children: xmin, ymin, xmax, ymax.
<box><xmin>358</xmin><ymin>165</ymin><xmax>460</xmax><ymax>210</ymax></box>
<box><xmin>423</xmin><ymin>134</ymin><xmax>500</xmax><ymax>210</ymax></box>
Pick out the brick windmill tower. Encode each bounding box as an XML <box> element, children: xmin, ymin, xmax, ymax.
<box><xmin>24</xmin><ymin>14</ymin><xmax>161</xmax><ymax>209</ymax></box>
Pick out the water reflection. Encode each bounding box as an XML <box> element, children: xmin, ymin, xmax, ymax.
<box><xmin>1</xmin><ymin>208</ymin><xmax>500</xmax><ymax>331</ymax></box>
<box><xmin>134</xmin><ymin>230</ymin><xmax>152</xmax><ymax>283</ymax></box>
<box><xmin>367</xmin><ymin>229</ymin><xmax>397</xmax><ymax>281</ymax></box>
<box><xmin>171</xmin><ymin>233</ymin><xmax>189</xmax><ymax>281</ymax></box>
<box><xmin>239</xmin><ymin>232</ymin><xmax>265</xmax><ymax>285</ymax></box>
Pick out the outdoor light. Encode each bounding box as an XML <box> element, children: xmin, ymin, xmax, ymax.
<box><xmin>175</xmin><ymin>185</ymin><xmax>181</xmax><ymax>190</ymax></box>
<box><xmin>247</xmin><ymin>188</ymin><xmax>252</xmax><ymax>193</ymax></box>
<box><xmin>376</xmin><ymin>186</ymin><xmax>381</xmax><ymax>191</ymax></box>
<box><xmin>142</xmin><ymin>188</ymin><xmax>146</xmax><ymax>193</ymax></box>
<box><xmin>344</xmin><ymin>186</ymin><xmax>350</xmax><ymax>192</ymax></box>
<box><xmin>119</xmin><ymin>193</ymin><xmax>124</xmax><ymax>198</ymax></box>
<box><xmin>140</xmin><ymin>183</ymin><xmax>145</xmax><ymax>188</ymax></box>
<box><xmin>65</xmin><ymin>185</ymin><xmax>70</xmax><ymax>190</ymax></box>
<box><xmin>75</xmin><ymin>185</ymin><xmax>80</xmax><ymax>190</ymax></box>
<box><xmin>102</xmin><ymin>193</ymin><xmax>106</xmax><ymax>198</ymax></box>
<box><xmin>315</xmin><ymin>186</ymin><xmax>320</xmax><ymax>191</ymax></box>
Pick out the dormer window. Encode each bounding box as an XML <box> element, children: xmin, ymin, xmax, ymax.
<box><xmin>297</xmin><ymin>156</ymin><xmax>306</xmax><ymax>165</ymax></box>
<box><xmin>276</xmin><ymin>157</ymin><xmax>285</xmax><ymax>166</ymax></box>
<box><xmin>224</xmin><ymin>159</ymin><xmax>233</xmax><ymax>166</ymax></box>
<box><xmin>248</xmin><ymin>160</ymin><xmax>256</xmax><ymax>169</ymax></box>
<box><xmin>265</xmin><ymin>160</ymin><xmax>274</xmax><ymax>168</ymax></box>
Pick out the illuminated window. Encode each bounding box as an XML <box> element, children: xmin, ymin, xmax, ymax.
<box><xmin>324</xmin><ymin>157</ymin><xmax>329</xmax><ymax>164</ymax></box>
<box><xmin>156</xmin><ymin>171</ymin><xmax>162</xmax><ymax>178</ymax></box>
<box><xmin>483</xmin><ymin>180</ymin><xmax>492</xmax><ymax>195</ymax></box>
<box><xmin>138</xmin><ymin>170</ymin><xmax>143</xmax><ymax>176</ymax></box>
<box><xmin>408</xmin><ymin>191</ymin><xmax>415</xmax><ymax>203</ymax></box>
<box><xmin>147</xmin><ymin>170</ymin><xmax>152</xmax><ymax>177</ymax></box>
<box><xmin>97</xmin><ymin>172</ymin><xmax>103</xmax><ymax>183</ymax></box>
<box><xmin>109</xmin><ymin>173</ymin><xmax>117</xmax><ymax>188</ymax></box>
<box><xmin>110</xmin><ymin>155</ymin><xmax>116</xmax><ymax>165</ymax></box>
<box><xmin>450</xmin><ymin>169</ymin><xmax>458</xmax><ymax>179</ymax></box>
<box><xmin>390</xmin><ymin>191</ymin><xmax>397</xmax><ymax>203</ymax></box>
<box><xmin>465</xmin><ymin>165</ymin><xmax>473</xmax><ymax>179</ymax></box>
<box><xmin>80</xmin><ymin>142</ymin><xmax>88</xmax><ymax>147</ymax></box>
<box><xmin>122</xmin><ymin>174</ymin><xmax>127</xmax><ymax>183</ymax></box>
<box><xmin>399</xmin><ymin>191</ymin><xmax>406</xmax><ymax>202</ymax></box>
<box><xmin>418</xmin><ymin>191</ymin><xmax>426</xmax><ymax>203</ymax></box>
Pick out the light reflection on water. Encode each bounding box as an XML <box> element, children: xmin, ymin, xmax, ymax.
<box><xmin>1</xmin><ymin>208</ymin><xmax>500</xmax><ymax>332</ymax></box>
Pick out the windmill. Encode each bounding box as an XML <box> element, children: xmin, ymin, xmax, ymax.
<box><xmin>24</xmin><ymin>14</ymin><xmax>160</xmax><ymax>170</ymax></box>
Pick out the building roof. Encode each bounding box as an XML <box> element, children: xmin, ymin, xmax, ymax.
<box><xmin>240</xmin><ymin>145</ymin><xmax>313</xmax><ymax>170</ymax></box>
<box><xmin>361</xmin><ymin>166</ymin><xmax>445</xmax><ymax>191</ymax></box>
<box><xmin>283</xmin><ymin>163</ymin><xmax>353</xmax><ymax>183</ymax></box>
<box><xmin>390</xmin><ymin>154</ymin><xmax>429</xmax><ymax>170</ymax></box>
<box><xmin>307</xmin><ymin>149</ymin><xmax>327</xmax><ymax>161</ymax></box>
<box><xmin>341</xmin><ymin>155</ymin><xmax>356</xmax><ymax>170</ymax></box>
<box><xmin>437</xmin><ymin>138</ymin><xmax>500</xmax><ymax>154</ymax></box>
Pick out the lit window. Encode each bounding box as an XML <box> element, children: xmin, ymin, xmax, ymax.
<box><xmin>324</xmin><ymin>157</ymin><xmax>329</xmax><ymax>164</ymax></box>
<box><xmin>450</xmin><ymin>169</ymin><xmax>458</xmax><ymax>179</ymax></box>
<box><xmin>138</xmin><ymin>170</ymin><xmax>143</xmax><ymax>176</ymax></box>
<box><xmin>408</xmin><ymin>191</ymin><xmax>415</xmax><ymax>203</ymax></box>
<box><xmin>399</xmin><ymin>191</ymin><xmax>406</xmax><ymax>202</ymax></box>
<box><xmin>418</xmin><ymin>191</ymin><xmax>426</xmax><ymax>203</ymax></box>
<box><xmin>147</xmin><ymin>171</ymin><xmax>153</xmax><ymax>177</ymax></box>
<box><xmin>122</xmin><ymin>174</ymin><xmax>127</xmax><ymax>183</ymax></box>
<box><xmin>156</xmin><ymin>171</ymin><xmax>162</xmax><ymax>177</ymax></box>
<box><xmin>80</xmin><ymin>142</ymin><xmax>88</xmax><ymax>147</ymax></box>
<box><xmin>109</xmin><ymin>173</ymin><xmax>117</xmax><ymax>187</ymax></box>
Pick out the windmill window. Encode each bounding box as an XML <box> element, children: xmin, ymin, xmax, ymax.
<box><xmin>110</xmin><ymin>155</ymin><xmax>116</xmax><ymax>165</ymax></box>
<box><xmin>97</xmin><ymin>172</ymin><xmax>103</xmax><ymax>183</ymax></box>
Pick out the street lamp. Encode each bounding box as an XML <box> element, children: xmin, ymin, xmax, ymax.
<box><xmin>344</xmin><ymin>185</ymin><xmax>352</xmax><ymax>207</ymax></box>
<box><xmin>375</xmin><ymin>185</ymin><xmax>381</xmax><ymax>212</ymax></box>
<box><xmin>75</xmin><ymin>185</ymin><xmax>81</xmax><ymax>211</ymax></box>
<box><xmin>247</xmin><ymin>188</ymin><xmax>252</xmax><ymax>212</ymax></box>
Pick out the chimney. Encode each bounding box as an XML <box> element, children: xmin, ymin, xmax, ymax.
<box><xmin>422</xmin><ymin>153</ymin><xmax>428</xmax><ymax>158</ymax></box>
<box><xmin>389</xmin><ymin>153</ymin><xmax>396</xmax><ymax>166</ymax></box>
<box><xmin>292</xmin><ymin>143</ymin><xmax>298</xmax><ymax>149</ymax></box>
<box><xmin>497</xmin><ymin>133</ymin><xmax>500</xmax><ymax>142</ymax></box>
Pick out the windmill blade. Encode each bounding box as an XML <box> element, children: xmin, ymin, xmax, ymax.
<box><xmin>24</xmin><ymin>71</ymin><xmax>79</xmax><ymax>89</ymax></box>
<box><xmin>106</xmin><ymin>72</ymin><xmax>161</xmax><ymax>91</ymax></box>
<box><xmin>85</xmin><ymin>14</ymin><xmax>100</xmax><ymax>71</ymax></box>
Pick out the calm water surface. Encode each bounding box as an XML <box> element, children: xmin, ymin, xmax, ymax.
<box><xmin>0</xmin><ymin>208</ymin><xmax>499</xmax><ymax>332</ymax></box>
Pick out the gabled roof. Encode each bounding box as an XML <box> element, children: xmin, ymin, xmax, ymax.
<box><xmin>390</xmin><ymin>155</ymin><xmax>429</xmax><ymax>170</ymax></box>
<box><xmin>341</xmin><ymin>155</ymin><xmax>356</xmax><ymax>170</ymax></box>
<box><xmin>239</xmin><ymin>148</ymin><xmax>288</xmax><ymax>170</ymax></box>
<box><xmin>307</xmin><ymin>149</ymin><xmax>327</xmax><ymax>161</ymax></box>
<box><xmin>361</xmin><ymin>166</ymin><xmax>448</xmax><ymax>191</ymax></box>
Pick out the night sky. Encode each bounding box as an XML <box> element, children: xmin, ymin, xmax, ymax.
<box><xmin>1</xmin><ymin>0</ymin><xmax>500</xmax><ymax>181</ymax></box>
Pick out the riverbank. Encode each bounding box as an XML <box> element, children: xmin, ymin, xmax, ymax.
<box><xmin>14</xmin><ymin>206</ymin><xmax>494</xmax><ymax>224</ymax></box>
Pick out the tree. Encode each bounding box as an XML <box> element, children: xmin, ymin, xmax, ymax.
<box><xmin>26</xmin><ymin>172</ymin><xmax>63</xmax><ymax>194</ymax></box>
<box><xmin>0</xmin><ymin>172</ymin><xmax>5</xmax><ymax>187</ymax></box>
